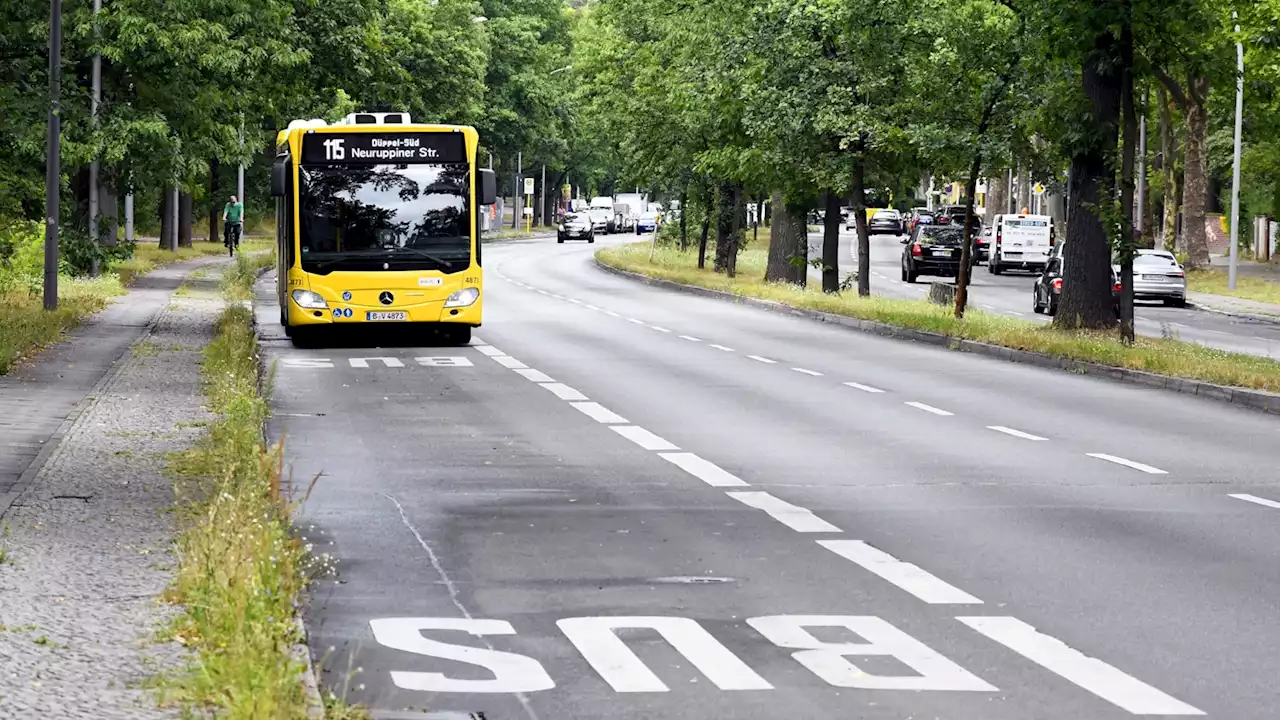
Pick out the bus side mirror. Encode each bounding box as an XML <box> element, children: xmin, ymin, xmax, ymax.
<box><xmin>478</xmin><ymin>169</ymin><xmax>497</xmax><ymax>205</ymax></box>
<box><xmin>271</xmin><ymin>156</ymin><xmax>289</xmax><ymax>197</ymax></box>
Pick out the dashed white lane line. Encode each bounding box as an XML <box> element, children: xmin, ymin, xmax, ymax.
<box><xmin>958</xmin><ymin>617</ymin><xmax>1204</xmax><ymax>715</ymax></box>
<box><xmin>1007</xmin><ymin>311</ymin><xmax>1026</xmax><ymax>317</ymax></box>
<box><xmin>570</xmin><ymin>401</ymin><xmax>629</xmax><ymax>424</ymax></box>
<box><xmin>536</xmin><ymin>289</ymin><xmax>550</xmax><ymax>295</ymax></box>
<box><xmin>567</xmin><ymin>298</ymin><xmax>583</xmax><ymax>305</ymax></box>
<box><xmin>541</xmin><ymin>383</ymin><xmax>589</xmax><ymax>401</ymax></box>
<box><xmin>650</xmin><ymin>326</ymin><xmax>673</xmax><ymax>333</ymax></box>
<box><xmin>658</xmin><ymin>452</ymin><xmax>750</xmax><ymax>487</ymax></box>
<box><xmin>1228</xmin><ymin>493</ymin><xmax>1280</xmax><ymax>510</ymax></box>
<box><xmin>709</xmin><ymin>344</ymin><xmax>735</xmax><ymax>352</ymax></box>
<box><xmin>1086</xmin><ymin>453</ymin><xmax>1168</xmax><ymax>475</ymax></box>
<box><xmin>678</xmin><ymin>335</ymin><xmax>702</xmax><ymax>342</ymax></box>
<box><xmin>493</xmin><ymin>356</ymin><xmax>528</xmax><ymax>369</ymax></box>
<box><xmin>475</xmin><ymin>345</ymin><xmax>506</xmax><ymax>357</ymax></box>
<box><xmin>843</xmin><ymin>381</ymin><xmax>885</xmax><ymax>393</ymax></box>
<box><xmin>514</xmin><ymin>368</ymin><xmax>555</xmax><ymax>383</ymax></box>
<box><xmin>987</xmin><ymin>425</ymin><xmax>1048</xmax><ymax>441</ymax></box>
<box><xmin>819</xmin><ymin>540</ymin><xmax>983</xmax><ymax>605</ymax></box>
<box><xmin>791</xmin><ymin>367</ymin><xmax>824</xmax><ymax>376</ymax></box>
<box><xmin>626</xmin><ymin>317</ymin><xmax>646</xmax><ymax>325</ymax></box>
<box><xmin>727</xmin><ymin>492</ymin><xmax>840</xmax><ymax>533</ymax></box>
<box><xmin>981</xmin><ymin>304</ymin><xmax>997</xmax><ymax>310</ymax></box>
<box><xmin>470</xmin><ymin>337</ymin><xmax>488</xmax><ymax>345</ymax></box>
<box><xmin>611</xmin><ymin>425</ymin><xmax>680</xmax><ymax>451</ymax></box>
<box><xmin>747</xmin><ymin>355</ymin><xmax>777</xmax><ymax>364</ymax></box>
<box><xmin>905</xmin><ymin>401</ymin><xmax>954</xmax><ymax>417</ymax></box>
<box><xmin>584</xmin><ymin>304</ymin><xmax>601</xmax><ymax>311</ymax></box>
<box><xmin>604</xmin><ymin>310</ymin><xmax>622</xmax><ymax>318</ymax></box>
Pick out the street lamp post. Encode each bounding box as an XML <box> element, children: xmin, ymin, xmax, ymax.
<box><xmin>44</xmin><ymin>0</ymin><xmax>61</xmax><ymax>311</ymax></box>
<box><xmin>1228</xmin><ymin>11</ymin><xmax>1244</xmax><ymax>291</ymax></box>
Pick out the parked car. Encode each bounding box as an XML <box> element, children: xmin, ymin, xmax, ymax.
<box><xmin>869</xmin><ymin>209</ymin><xmax>905</xmax><ymax>235</ymax></box>
<box><xmin>1032</xmin><ymin>254</ymin><xmax>1121</xmax><ymax>316</ymax></box>
<box><xmin>557</xmin><ymin>212</ymin><xmax>595</xmax><ymax>243</ymax></box>
<box><xmin>1126</xmin><ymin>249</ymin><xmax>1187</xmax><ymax>307</ymax></box>
<box><xmin>901</xmin><ymin>223</ymin><xmax>965</xmax><ymax>283</ymax></box>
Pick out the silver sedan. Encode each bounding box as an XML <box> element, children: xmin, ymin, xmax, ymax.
<box><xmin>1122</xmin><ymin>249</ymin><xmax>1187</xmax><ymax>307</ymax></box>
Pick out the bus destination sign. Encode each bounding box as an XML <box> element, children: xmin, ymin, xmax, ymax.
<box><xmin>301</xmin><ymin>132</ymin><xmax>466</xmax><ymax>165</ymax></box>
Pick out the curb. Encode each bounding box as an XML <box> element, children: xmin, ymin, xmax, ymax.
<box><xmin>1186</xmin><ymin>298</ymin><xmax>1280</xmax><ymax>325</ymax></box>
<box><xmin>247</xmin><ymin>268</ymin><xmax>327</xmax><ymax>718</ymax></box>
<box><xmin>593</xmin><ymin>258</ymin><xmax>1280</xmax><ymax>416</ymax></box>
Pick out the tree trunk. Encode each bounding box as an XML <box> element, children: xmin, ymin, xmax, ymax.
<box><xmin>1056</xmin><ymin>30</ymin><xmax>1122</xmax><ymax>330</ymax></box>
<box><xmin>765</xmin><ymin>189</ymin><xmax>795</xmax><ymax>282</ymax></box>
<box><xmin>1017</xmin><ymin>166</ymin><xmax>1031</xmax><ymax>212</ymax></box>
<box><xmin>158</xmin><ymin>193</ymin><xmax>172</xmax><ymax>250</ymax></box>
<box><xmin>679</xmin><ymin>187</ymin><xmax>688</xmax><ymax>251</ymax></box>
<box><xmin>821</xmin><ymin>191</ymin><xmax>841</xmax><ymax>292</ymax></box>
<box><xmin>713</xmin><ymin>181</ymin><xmax>734</xmax><ymax>273</ymax></box>
<box><xmin>208</xmin><ymin>159</ymin><xmax>220</xmax><ymax>243</ymax></box>
<box><xmin>1118</xmin><ymin>7</ymin><xmax>1137</xmax><ymax>344</ymax></box>
<box><xmin>728</xmin><ymin>186</ymin><xmax>743</xmax><ymax>277</ymax></box>
<box><xmin>851</xmin><ymin>156</ymin><xmax>871</xmax><ymax>296</ymax></box>
<box><xmin>178</xmin><ymin>192</ymin><xmax>194</xmax><ymax>247</ymax></box>
<box><xmin>696</xmin><ymin>187</ymin><xmax>711</xmax><ymax>269</ymax></box>
<box><xmin>1180</xmin><ymin>78</ymin><xmax>1211</xmax><ymax>268</ymax></box>
<box><xmin>986</xmin><ymin>172</ymin><xmax>1007</xmax><ymax>222</ymax></box>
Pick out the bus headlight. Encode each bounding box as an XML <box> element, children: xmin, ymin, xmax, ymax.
<box><xmin>291</xmin><ymin>289</ymin><xmax>328</xmax><ymax>309</ymax></box>
<box><xmin>444</xmin><ymin>287</ymin><xmax>480</xmax><ymax>308</ymax></box>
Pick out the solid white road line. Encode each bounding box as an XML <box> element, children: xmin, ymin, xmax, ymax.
<box><xmin>1086</xmin><ymin>453</ymin><xmax>1168</xmax><ymax>475</ymax></box>
<box><xmin>987</xmin><ymin>426</ymin><xmax>1048</xmax><ymax>441</ymax></box>
<box><xmin>958</xmin><ymin>617</ymin><xmax>1204</xmax><ymax>715</ymax></box>
<box><xmin>611</xmin><ymin>426</ymin><xmax>680</xmax><ymax>451</ymax></box>
<box><xmin>747</xmin><ymin>355</ymin><xmax>777</xmax><ymax>364</ymax></box>
<box><xmin>818</xmin><ymin>540</ymin><xmax>982</xmax><ymax>605</ymax></box>
<box><xmin>540</xmin><ymin>383</ymin><xmax>589</xmax><ymax>401</ymax></box>
<box><xmin>727</xmin><ymin>492</ymin><xmax>840</xmax><ymax>533</ymax></box>
<box><xmin>492</xmin><ymin>356</ymin><xmax>528</xmax><ymax>369</ymax></box>
<box><xmin>1228</xmin><ymin>493</ymin><xmax>1280</xmax><ymax>510</ymax></box>
<box><xmin>570</xmin><ymin>401</ymin><xmax>629</xmax><ymax>424</ymax></box>
<box><xmin>658</xmin><ymin>452</ymin><xmax>750</xmax><ymax>487</ymax></box>
<box><xmin>650</xmin><ymin>326</ymin><xmax>673</xmax><ymax>333</ymax></box>
<box><xmin>843</xmin><ymin>382</ymin><xmax>885</xmax><ymax>394</ymax></box>
<box><xmin>678</xmin><ymin>335</ymin><xmax>702</xmax><ymax>342</ymax></box>
<box><xmin>709</xmin><ymin>344</ymin><xmax>735</xmax><ymax>352</ymax></box>
<box><xmin>791</xmin><ymin>367</ymin><xmax>824</xmax><ymax>376</ymax></box>
<box><xmin>905</xmin><ymin>401</ymin><xmax>954</xmax><ymax>417</ymax></box>
<box><xmin>513</xmin><ymin>368</ymin><xmax>555</xmax><ymax>383</ymax></box>
<box><xmin>474</xmin><ymin>345</ymin><xmax>506</xmax><ymax>357</ymax></box>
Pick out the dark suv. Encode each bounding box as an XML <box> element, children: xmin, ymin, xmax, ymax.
<box><xmin>1033</xmin><ymin>254</ymin><xmax>1121</xmax><ymax>317</ymax></box>
<box><xmin>901</xmin><ymin>224</ymin><xmax>965</xmax><ymax>283</ymax></box>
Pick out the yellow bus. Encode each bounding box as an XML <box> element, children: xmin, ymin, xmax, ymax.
<box><xmin>270</xmin><ymin>112</ymin><xmax>496</xmax><ymax>347</ymax></box>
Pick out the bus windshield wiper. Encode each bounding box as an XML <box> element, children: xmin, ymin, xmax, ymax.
<box><xmin>385</xmin><ymin>246</ymin><xmax>455</xmax><ymax>270</ymax></box>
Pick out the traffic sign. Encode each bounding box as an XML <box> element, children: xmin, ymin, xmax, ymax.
<box><xmin>1033</xmin><ymin>183</ymin><xmax>1046</xmax><ymax>196</ymax></box>
<box><xmin>524</xmin><ymin>178</ymin><xmax>534</xmax><ymax>195</ymax></box>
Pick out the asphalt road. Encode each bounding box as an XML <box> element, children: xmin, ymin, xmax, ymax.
<box><xmin>809</xmin><ymin>227</ymin><xmax>1280</xmax><ymax>359</ymax></box>
<box><xmin>259</xmin><ymin>233</ymin><xmax>1280</xmax><ymax>719</ymax></box>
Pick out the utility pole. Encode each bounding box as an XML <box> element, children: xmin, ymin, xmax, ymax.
<box><xmin>512</xmin><ymin>151</ymin><xmax>521</xmax><ymax>230</ymax></box>
<box><xmin>44</xmin><ymin>0</ymin><xmax>61</xmax><ymax>311</ymax></box>
<box><xmin>540</xmin><ymin>164</ymin><xmax>546</xmax><ymax>227</ymax></box>
<box><xmin>1228</xmin><ymin>10</ymin><xmax>1244</xmax><ymax>290</ymax></box>
<box><xmin>89</xmin><ymin>0</ymin><xmax>101</xmax><ymax>275</ymax></box>
<box><xmin>237</xmin><ymin>114</ymin><xmax>245</xmax><ymax>217</ymax></box>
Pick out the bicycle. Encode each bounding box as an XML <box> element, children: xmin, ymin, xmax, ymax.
<box><xmin>223</xmin><ymin>221</ymin><xmax>242</xmax><ymax>257</ymax></box>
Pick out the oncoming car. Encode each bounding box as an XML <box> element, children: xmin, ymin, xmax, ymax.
<box><xmin>557</xmin><ymin>212</ymin><xmax>595</xmax><ymax>243</ymax></box>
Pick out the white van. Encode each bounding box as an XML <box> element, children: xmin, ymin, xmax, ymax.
<box><xmin>588</xmin><ymin>196</ymin><xmax>615</xmax><ymax>233</ymax></box>
<box><xmin>988</xmin><ymin>213</ymin><xmax>1054</xmax><ymax>275</ymax></box>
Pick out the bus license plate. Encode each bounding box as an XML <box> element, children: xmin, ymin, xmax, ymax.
<box><xmin>366</xmin><ymin>311</ymin><xmax>407</xmax><ymax>321</ymax></box>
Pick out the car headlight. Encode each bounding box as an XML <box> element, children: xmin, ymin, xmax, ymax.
<box><xmin>291</xmin><ymin>289</ymin><xmax>328</xmax><ymax>309</ymax></box>
<box><xmin>444</xmin><ymin>287</ymin><xmax>480</xmax><ymax>308</ymax></box>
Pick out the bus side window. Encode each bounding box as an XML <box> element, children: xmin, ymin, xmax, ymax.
<box><xmin>284</xmin><ymin>157</ymin><xmax>295</xmax><ymax>269</ymax></box>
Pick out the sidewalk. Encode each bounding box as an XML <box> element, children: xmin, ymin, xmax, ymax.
<box><xmin>0</xmin><ymin>257</ymin><xmax>232</xmax><ymax>718</ymax></box>
<box><xmin>1190</xmin><ymin>255</ymin><xmax>1280</xmax><ymax>322</ymax></box>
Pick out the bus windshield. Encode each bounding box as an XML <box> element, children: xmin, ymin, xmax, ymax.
<box><xmin>298</xmin><ymin>163</ymin><xmax>470</xmax><ymax>274</ymax></box>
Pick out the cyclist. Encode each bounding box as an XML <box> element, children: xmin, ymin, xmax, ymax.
<box><xmin>222</xmin><ymin>194</ymin><xmax>244</xmax><ymax>254</ymax></box>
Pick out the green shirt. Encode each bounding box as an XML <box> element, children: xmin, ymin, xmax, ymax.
<box><xmin>223</xmin><ymin>201</ymin><xmax>243</xmax><ymax>224</ymax></box>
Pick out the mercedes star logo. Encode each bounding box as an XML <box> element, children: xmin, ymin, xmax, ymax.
<box><xmin>378</xmin><ymin>291</ymin><xmax>394</xmax><ymax>306</ymax></box>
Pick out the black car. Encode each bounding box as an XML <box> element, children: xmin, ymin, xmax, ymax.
<box><xmin>1032</xmin><ymin>254</ymin><xmax>1121</xmax><ymax>316</ymax></box>
<box><xmin>901</xmin><ymin>224</ymin><xmax>965</xmax><ymax>283</ymax></box>
<box><xmin>557</xmin><ymin>212</ymin><xmax>595</xmax><ymax>243</ymax></box>
<box><xmin>935</xmin><ymin>205</ymin><xmax>983</xmax><ymax>236</ymax></box>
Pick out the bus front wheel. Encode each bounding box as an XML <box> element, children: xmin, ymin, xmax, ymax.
<box><xmin>440</xmin><ymin>325</ymin><xmax>472</xmax><ymax>346</ymax></box>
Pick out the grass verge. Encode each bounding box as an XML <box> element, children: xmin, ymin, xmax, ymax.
<box><xmin>598</xmin><ymin>243</ymin><xmax>1280</xmax><ymax>393</ymax></box>
<box><xmin>1188</xmin><ymin>268</ymin><xmax>1280</xmax><ymax>307</ymax></box>
<box><xmin>0</xmin><ymin>276</ymin><xmax>125</xmax><ymax>374</ymax></box>
<box><xmin>159</xmin><ymin>251</ymin><xmax>332</xmax><ymax>719</ymax></box>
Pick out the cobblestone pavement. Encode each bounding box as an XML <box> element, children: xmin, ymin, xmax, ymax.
<box><xmin>0</xmin><ymin>267</ymin><xmax>229</xmax><ymax>718</ymax></box>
